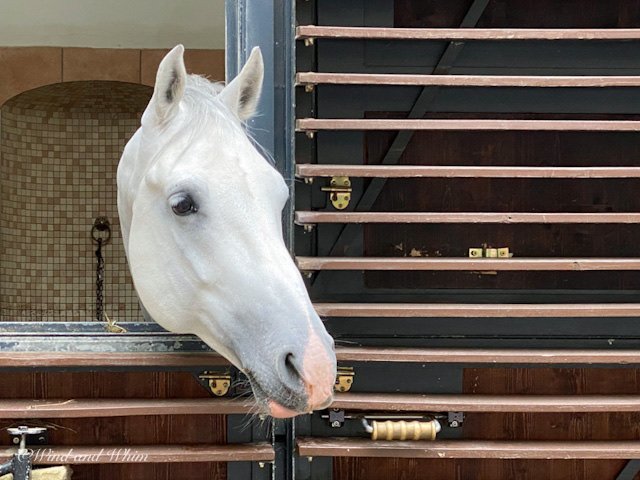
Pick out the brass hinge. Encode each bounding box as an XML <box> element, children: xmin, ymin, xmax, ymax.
<box><xmin>334</xmin><ymin>366</ymin><xmax>355</xmax><ymax>392</ymax></box>
<box><xmin>199</xmin><ymin>372</ymin><xmax>232</xmax><ymax>396</ymax></box>
<box><xmin>469</xmin><ymin>245</ymin><xmax>512</xmax><ymax>258</ymax></box>
<box><xmin>321</xmin><ymin>176</ymin><xmax>352</xmax><ymax>210</ymax></box>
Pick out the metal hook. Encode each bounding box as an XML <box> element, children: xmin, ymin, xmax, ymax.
<box><xmin>91</xmin><ymin>216</ymin><xmax>111</xmax><ymax>245</ymax></box>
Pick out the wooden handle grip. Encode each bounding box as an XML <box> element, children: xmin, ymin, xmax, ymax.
<box><xmin>370</xmin><ymin>420</ymin><xmax>439</xmax><ymax>441</ymax></box>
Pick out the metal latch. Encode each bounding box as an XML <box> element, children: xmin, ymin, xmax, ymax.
<box><xmin>8</xmin><ymin>426</ymin><xmax>48</xmax><ymax>448</ymax></box>
<box><xmin>3</xmin><ymin>426</ymin><xmax>49</xmax><ymax>480</ymax></box>
<box><xmin>321</xmin><ymin>176</ymin><xmax>352</xmax><ymax>210</ymax></box>
<box><xmin>321</xmin><ymin>412</ymin><xmax>444</xmax><ymax>440</ymax></box>
<box><xmin>199</xmin><ymin>372</ymin><xmax>232</xmax><ymax>396</ymax></box>
<box><xmin>469</xmin><ymin>244</ymin><xmax>512</xmax><ymax>258</ymax></box>
<box><xmin>334</xmin><ymin>366</ymin><xmax>355</xmax><ymax>392</ymax></box>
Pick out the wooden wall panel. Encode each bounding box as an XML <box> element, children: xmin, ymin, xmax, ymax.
<box><xmin>394</xmin><ymin>0</ymin><xmax>640</xmax><ymax>29</ymax></box>
<box><xmin>332</xmin><ymin>0</ymin><xmax>640</xmax><ymax>476</ymax></box>
<box><xmin>334</xmin><ymin>369</ymin><xmax>640</xmax><ymax>479</ymax></box>
<box><xmin>363</xmin><ymin>113</ymin><xmax>640</xmax><ymax>290</ymax></box>
<box><xmin>0</xmin><ymin>372</ymin><xmax>227</xmax><ymax>480</ymax></box>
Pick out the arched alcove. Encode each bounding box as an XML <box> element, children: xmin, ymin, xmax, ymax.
<box><xmin>0</xmin><ymin>81</ymin><xmax>152</xmax><ymax>321</ymax></box>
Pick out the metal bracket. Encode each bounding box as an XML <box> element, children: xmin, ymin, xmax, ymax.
<box><xmin>9</xmin><ymin>426</ymin><xmax>48</xmax><ymax>447</ymax></box>
<box><xmin>469</xmin><ymin>245</ymin><xmax>512</xmax><ymax>258</ymax></box>
<box><xmin>328</xmin><ymin>409</ymin><xmax>345</xmax><ymax>428</ymax></box>
<box><xmin>334</xmin><ymin>366</ymin><xmax>355</xmax><ymax>392</ymax></box>
<box><xmin>321</xmin><ymin>176</ymin><xmax>352</xmax><ymax>210</ymax></box>
<box><xmin>447</xmin><ymin>411</ymin><xmax>464</xmax><ymax>428</ymax></box>
<box><xmin>198</xmin><ymin>371</ymin><xmax>232</xmax><ymax>396</ymax></box>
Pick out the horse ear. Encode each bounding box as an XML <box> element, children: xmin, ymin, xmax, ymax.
<box><xmin>219</xmin><ymin>47</ymin><xmax>263</xmax><ymax>121</ymax></box>
<box><xmin>146</xmin><ymin>44</ymin><xmax>187</xmax><ymax>124</ymax></box>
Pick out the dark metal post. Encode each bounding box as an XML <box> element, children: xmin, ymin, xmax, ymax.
<box><xmin>226</xmin><ymin>0</ymin><xmax>297</xmax><ymax>478</ymax></box>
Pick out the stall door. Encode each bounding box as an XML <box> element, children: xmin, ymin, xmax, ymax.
<box><xmin>294</xmin><ymin>1</ymin><xmax>640</xmax><ymax>479</ymax></box>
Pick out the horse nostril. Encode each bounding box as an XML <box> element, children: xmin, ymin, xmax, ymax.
<box><xmin>282</xmin><ymin>352</ymin><xmax>304</xmax><ymax>385</ymax></box>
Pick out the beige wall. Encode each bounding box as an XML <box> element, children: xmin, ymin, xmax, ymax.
<box><xmin>0</xmin><ymin>47</ymin><xmax>225</xmax><ymax>107</ymax></box>
<box><xmin>0</xmin><ymin>0</ymin><xmax>225</xmax><ymax>49</ymax></box>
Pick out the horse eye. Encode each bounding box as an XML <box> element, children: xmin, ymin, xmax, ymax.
<box><xmin>171</xmin><ymin>194</ymin><xmax>198</xmax><ymax>216</ymax></box>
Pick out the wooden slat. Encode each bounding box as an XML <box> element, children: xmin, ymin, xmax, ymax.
<box><xmin>331</xmin><ymin>392</ymin><xmax>640</xmax><ymax>413</ymax></box>
<box><xmin>1</xmin><ymin>347</ymin><xmax>639</xmax><ymax>367</ymax></box>
<box><xmin>0</xmin><ymin>444</ymin><xmax>274</xmax><ymax>464</ymax></box>
<box><xmin>335</xmin><ymin>347</ymin><xmax>640</xmax><ymax>364</ymax></box>
<box><xmin>0</xmin><ymin>352</ymin><xmax>227</xmax><ymax>368</ymax></box>
<box><xmin>295</xmin><ymin>211</ymin><xmax>640</xmax><ymax>224</ymax></box>
<box><xmin>297</xmin><ymin>438</ymin><xmax>640</xmax><ymax>459</ymax></box>
<box><xmin>314</xmin><ymin>303</ymin><xmax>640</xmax><ymax>318</ymax></box>
<box><xmin>296</xmin><ymin>25</ymin><xmax>640</xmax><ymax>41</ymax></box>
<box><xmin>298</xmin><ymin>257</ymin><xmax>640</xmax><ymax>271</ymax></box>
<box><xmin>0</xmin><ymin>398</ymin><xmax>254</xmax><ymax>418</ymax></box>
<box><xmin>295</xmin><ymin>164</ymin><xmax>640</xmax><ymax>178</ymax></box>
<box><xmin>296</xmin><ymin>118</ymin><xmax>640</xmax><ymax>132</ymax></box>
<box><xmin>297</xmin><ymin>72</ymin><xmax>640</xmax><ymax>88</ymax></box>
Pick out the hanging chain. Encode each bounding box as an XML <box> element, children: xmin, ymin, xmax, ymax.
<box><xmin>95</xmin><ymin>238</ymin><xmax>104</xmax><ymax>322</ymax></box>
<box><xmin>92</xmin><ymin>217</ymin><xmax>126</xmax><ymax>333</ymax></box>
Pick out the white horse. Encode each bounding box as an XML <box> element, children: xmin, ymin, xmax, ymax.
<box><xmin>117</xmin><ymin>45</ymin><xmax>336</xmax><ymax>417</ymax></box>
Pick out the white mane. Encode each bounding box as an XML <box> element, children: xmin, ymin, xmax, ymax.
<box><xmin>178</xmin><ymin>74</ymin><xmax>274</xmax><ymax>165</ymax></box>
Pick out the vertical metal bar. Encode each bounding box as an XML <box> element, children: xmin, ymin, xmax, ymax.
<box><xmin>226</xmin><ymin>1</ymin><xmax>284</xmax><ymax>478</ymax></box>
<box><xmin>224</xmin><ymin>0</ymin><xmax>243</xmax><ymax>82</ymax></box>
<box><xmin>321</xmin><ymin>0</ymin><xmax>490</xmax><ymax>258</ymax></box>
<box><xmin>275</xmin><ymin>0</ymin><xmax>298</xmax><ymax>474</ymax></box>
<box><xmin>274</xmin><ymin>0</ymin><xmax>298</xmax><ymax>254</ymax></box>
<box><xmin>226</xmin><ymin>0</ymin><xmax>276</xmax><ymax>157</ymax></box>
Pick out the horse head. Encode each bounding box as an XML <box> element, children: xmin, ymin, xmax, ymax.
<box><xmin>117</xmin><ymin>45</ymin><xmax>336</xmax><ymax>418</ymax></box>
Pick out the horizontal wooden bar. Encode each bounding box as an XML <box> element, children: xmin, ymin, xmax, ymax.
<box><xmin>0</xmin><ymin>352</ymin><xmax>227</xmax><ymax>368</ymax></box>
<box><xmin>295</xmin><ymin>211</ymin><xmax>640</xmax><ymax>224</ymax></box>
<box><xmin>297</xmin><ymin>72</ymin><xmax>640</xmax><ymax>88</ymax></box>
<box><xmin>331</xmin><ymin>392</ymin><xmax>640</xmax><ymax>413</ymax></box>
<box><xmin>295</xmin><ymin>164</ymin><xmax>640</xmax><ymax>178</ymax></box>
<box><xmin>298</xmin><ymin>257</ymin><xmax>640</xmax><ymax>271</ymax></box>
<box><xmin>12</xmin><ymin>393</ymin><xmax>640</xmax><ymax>417</ymax></box>
<box><xmin>296</xmin><ymin>25</ymin><xmax>640</xmax><ymax>41</ymax></box>
<box><xmin>0</xmin><ymin>398</ymin><xmax>254</xmax><ymax>418</ymax></box>
<box><xmin>0</xmin><ymin>347</ymin><xmax>638</xmax><ymax>368</ymax></box>
<box><xmin>314</xmin><ymin>303</ymin><xmax>640</xmax><ymax>318</ymax></box>
<box><xmin>0</xmin><ymin>444</ymin><xmax>274</xmax><ymax>465</ymax></box>
<box><xmin>336</xmin><ymin>347</ymin><xmax>640</xmax><ymax>364</ymax></box>
<box><xmin>296</xmin><ymin>118</ymin><xmax>640</xmax><ymax>132</ymax></box>
<box><xmin>297</xmin><ymin>438</ymin><xmax>640</xmax><ymax>459</ymax></box>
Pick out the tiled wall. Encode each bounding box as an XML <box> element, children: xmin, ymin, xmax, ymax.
<box><xmin>0</xmin><ymin>81</ymin><xmax>152</xmax><ymax>321</ymax></box>
<box><xmin>0</xmin><ymin>46</ymin><xmax>224</xmax><ymax>322</ymax></box>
